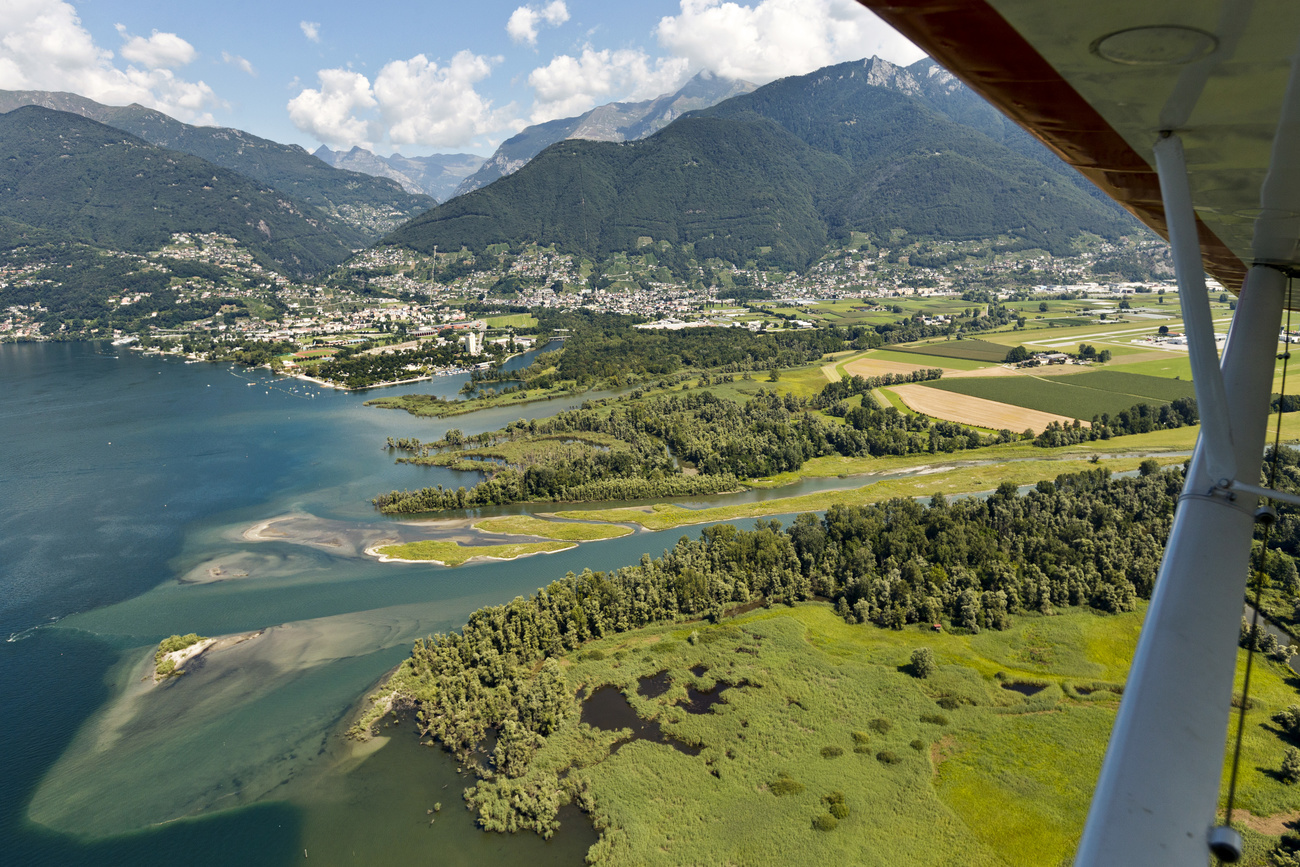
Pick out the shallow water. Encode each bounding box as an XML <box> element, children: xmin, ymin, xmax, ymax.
<box><xmin>0</xmin><ymin>341</ymin><xmax>990</xmax><ymax>865</ymax></box>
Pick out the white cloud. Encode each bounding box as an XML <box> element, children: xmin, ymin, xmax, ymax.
<box><xmin>300</xmin><ymin>21</ymin><xmax>321</xmax><ymax>43</ymax></box>
<box><xmin>222</xmin><ymin>51</ymin><xmax>255</xmax><ymax>76</ymax></box>
<box><xmin>374</xmin><ymin>51</ymin><xmax>512</xmax><ymax>147</ymax></box>
<box><xmin>286</xmin><ymin>68</ymin><xmax>378</xmax><ymax>148</ymax></box>
<box><xmin>507</xmin><ymin>1</ymin><xmax>570</xmax><ymax>46</ymax></box>
<box><xmin>287</xmin><ymin>51</ymin><xmax>509</xmax><ymax>150</ymax></box>
<box><xmin>116</xmin><ymin>26</ymin><xmax>195</xmax><ymax>69</ymax></box>
<box><xmin>655</xmin><ymin>0</ymin><xmax>923</xmax><ymax>84</ymax></box>
<box><xmin>527</xmin><ymin>46</ymin><xmax>689</xmax><ymax>124</ymax></box>
<box><xmin>0</xmin><ymin>1</ymin><xmax>218</xmax><ymax>123</ymax></box>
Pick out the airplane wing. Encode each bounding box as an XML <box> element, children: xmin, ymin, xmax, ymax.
<box><xmin>855</xmin><ymin>2</ymin><xmax>1300</xmax><ymax>863</ymax></box>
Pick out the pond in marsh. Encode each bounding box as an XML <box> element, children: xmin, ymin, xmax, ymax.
<box><xmin>580</xmin><ymin>686</ymin><xmax>700</xmax><ymax>756</ymax></box>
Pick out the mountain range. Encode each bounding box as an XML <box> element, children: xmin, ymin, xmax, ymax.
<box><xmin>0</xmin><ymin>106</ymin><xmax>366</xmax><ymax>275</ymax></box>
<box><xmin>313</xmin><ymin>146</ymin><xmax>484</xmax><ymax>201</ymax></box>
<box><xmin>386</xmin><ymin>57</ymin><xmax>1136</xmax><ymax>269</ymax></box>
<box><xmin>0</xmin><ymin>89</ymin><xmax>434</xmax><ymax>238</ymax></box>
<box><xmin>453</xmin><ymin>71</ymin><xmax>757</xmax><ymax>198</ymax></box>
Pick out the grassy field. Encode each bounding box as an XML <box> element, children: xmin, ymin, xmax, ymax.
<box><xmin>555</xmin><ymin>455</ymin><xmax>1186</xmax><ymax>531</ymax></box>
<box><xmin>919</xmin><ymin>371</ymin><xmax>1194</xmax><ymax>420</ymax></box>
<box><xmin>373</xmin><ymin>539</ymin><xmax>574</xmax><ymax>566</ymax></box>
<box><xmin>485</xmin><ymin>314</ymin><xmax>539</xmax><ymax>329</ymax></box>
<box><xmin>487</xmin><ymin>603</ymin><xmax>1300</xmax><ymax>865</ymax></box>
<box><xmin>891</xmin><ymin>339</ymin><xmax>1011</xmax><ymax>363</ymax></box>
<box><xmin>473</xmin><ymin>515</ymin><xmax>633</xmax><ymax>541</ymax></box>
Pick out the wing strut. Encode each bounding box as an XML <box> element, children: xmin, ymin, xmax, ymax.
<box><xmin>1076</xmin><ymin>198</ymin><xmax>1286</xmax><ymax>867</ymax></box>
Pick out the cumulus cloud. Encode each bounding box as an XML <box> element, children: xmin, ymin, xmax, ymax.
<box><xmin>286</xmin><ymin>68</ymin><xmax>378</xmax><ymax>148</ymax></box>
<box><xmin>655</xmin><ymin>0</ymin><xmax>923</xmax><ymax>84</ymax></box>
<box><xmin>288</xmin><ymin>51</ymin><xmax>511</xmax><ymax>149</ymax></box>
<box><xmin>300</xmin><ymin>21</ymin><xmax>321</xmax><ymax>43</ymax></box>
<box><xmin>0</xmin><ymin>1</ymin><xmax>218</xmax><ymax>123</ymax></box>
<box><xmin>116</xmin><ymin>26</ymin><xmax>196</xmax><ymax>69</ymax></box>
<box><xmin>527</xmin><ymin>46</ymin><xmax>689</xmax><ymax>124</ymax></box>
<box><xmin>507</xmin><ymin>1</ymin><xmax>570</xmax><ymax>46</ymax></box>
<box><xmin>222</xmin><ymin>51</ymin><xmax>255</xmax><ymax>76</ymax></box>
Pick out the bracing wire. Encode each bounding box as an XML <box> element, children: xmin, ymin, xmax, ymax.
<box><xmin>1224</xmin><ymin>277</ymin><xmax>1294</xmax><ymax>841</ymax></box>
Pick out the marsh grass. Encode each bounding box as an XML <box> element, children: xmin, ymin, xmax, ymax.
<box><xmin>490</xmin><ymin>603</ymin><xmax>1300</xmax><ymax>864</ymax></box>
<box><xmin>374</xmin><ymin>539</ymin><xmax>574</xmax><ymax>566</ymax></box>
<box><xmin>473</xmin><ymin>515</ymin><xmax>633</xmax><ymax>541</ymax></box>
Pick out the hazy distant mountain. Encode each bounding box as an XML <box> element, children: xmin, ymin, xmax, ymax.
<box><xmin>0</xmin><ymin>90</ymin><xmax>435</xmax><ymax>238</ymax></box>
<box><xmin>313</xmin><ymin>146</ymin><xmax>484</xmax><ymax>201</ymax></box>
<box><xmin>452</xmin><ymin>71</ymin><xmax>757</xmax><ymax>198</ymax></box>
<box><xmin>0</xmin><ymin>106</ymin><xmax>366</xmax><ymax>275</ymax></box>
<box><xmin>387</xmin><ymin>56</ymin><xmax>1134</xmax><ymax>269</ymax></box>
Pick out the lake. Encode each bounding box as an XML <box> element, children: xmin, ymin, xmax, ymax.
<box><xmin>0</xmin><ymin>341</ymin><xmax>856</xmax><ymax>866</ymax></box>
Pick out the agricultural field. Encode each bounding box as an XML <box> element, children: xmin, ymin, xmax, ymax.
<box><xmin>891</xmin><ymin>384</ymin><xmax>1078</xmax><ymax>433</ymax></box>
<box><xmin>891</xmin><ymin>339</ymin><xmax>1011</xmax><ymax>363</ymax></box>
<box><xmin>918</xmin><ymin>371</ymin><xmax>1195</xmax><ymax>421</ymax></box>
<box><xmin>449</xmin><ymin>603</ymin><xmax>1297</xmax><ymax>866</ymax></box>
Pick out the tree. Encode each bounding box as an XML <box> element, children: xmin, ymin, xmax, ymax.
<box><xmin>1158</xmin><ymin>325</ymin><xmax>1169</xmax><ymax>335</ymax></box>
<box><xmin>1283</xmin><ymin>747</ymin><xmax>1300</xmax><ymax>784</ymax></box>
<box><xmin>911</xmin><ymin>647</ymin><xmax>937</xmax><ymax>678</ymax></box>
<box><xmin>1138</xmin><ymin>458</ymin><xmax>1160</xmax><ymax>477</ymax></box>
<box><xmin>1004</xmin><ymin>345</ymin><xmax>1030</xmax><ymax>364</ymax></box>
<box><xmin>1039</xmin><ymin>301</ymin><xmax>1049</xmax><ymax>312</ymax></box>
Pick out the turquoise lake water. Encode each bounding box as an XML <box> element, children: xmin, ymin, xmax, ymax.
<box><xmin>2</xmin><ymin>342</ymin><xmax>871</xmax><ymax>866</ymax></box>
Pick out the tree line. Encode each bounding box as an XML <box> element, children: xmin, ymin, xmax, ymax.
<box><xmin>373</xmin><ymin>387</ymin><xmax>997</xmax><ymax>514</ymax></box>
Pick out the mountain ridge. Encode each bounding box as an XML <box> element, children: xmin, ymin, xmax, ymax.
<box><xmin>313</xmin><ymin>146</ymin><xmax>484</xmax><ymax>201</ymax></box>
<box><xmin>0</xmin><ymin>105</ymin><xmax>366</xmax><ymax>275</ymax></box>
<box><xmin>384</xmin><ymin>56</ymin><xmax>1135</xmax><ymax>269</ymax></box>
<box><xmin>452</xmin><ymin>71</ymin><xmax>757</xmax><ymax>198</ymax></box>
<box><xmin>0</xmin><ymin>89</ymin><xmax>435</xmax><ymax>238</ymax></box>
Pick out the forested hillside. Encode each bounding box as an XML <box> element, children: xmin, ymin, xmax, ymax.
<box><xmin>0</xmin><ymin>90</ymin><xmax>435</xmax><ymax>236</ymax></box>
<box><xmin>385</xmin><ymin>57</ymin><xmax>1136</xmax><ymax>269</ymax></box>
<box><xmin>0</xmin><ymin>106</ymin><xmax>366</xmax><ymax>275</ymax></box>
<box><xmin>387</xmin><ymin>115</ymin><xmax>851</xmax><ymax>269</ymax></box>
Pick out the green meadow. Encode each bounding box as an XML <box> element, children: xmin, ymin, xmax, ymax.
<box><xmin>482</xmin><ymin>603</ymin><xmax>1300</xmax><ymax>866</ymax></box>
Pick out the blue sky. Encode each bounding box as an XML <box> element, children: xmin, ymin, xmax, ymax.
<box><xmin>2</xmin><ymin>0</ymin><xmax>923</xmax><ymax>156</ymax></box>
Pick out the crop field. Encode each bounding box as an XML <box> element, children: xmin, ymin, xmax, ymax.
<box><xmin>892</xmin><ymin>339</ymin><xmax>1012</xmax><ymax>363</ymax></box>
<box><xmin>891</xmin><ymin>384</ymin><xmax>1077</xmax><ymax>433</ymax></box>
<box><xmin>465</xmin><ymin>603</ymin><xmax>1299</xmax><ymax>866</ymax></box>
<box><xmin>1056</xmin><ymin>370</ymin><xmax>1197</xmax><ymax>403</ymax></box>
<box><xmin>919</xmin><ymin>371</ymin><xmax>1193</xmax><ymax>420</ymax></box>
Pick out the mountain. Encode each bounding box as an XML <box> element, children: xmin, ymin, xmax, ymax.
<box><xmin>385</xmin><ymin>57</ymin><xmax>1135</xmax><ymax>269</ymax></box>
<box><xmin>452</xmin><ymin>71</ymin><xmax>757</xmax><ymax>198</ymax></box>
<box><xmin>0</xmin><ymin>106</ymin><xmax>367</xmax><ymax>275</ymax></box>
<box><xmin>313</xmin><ymin>146</ymin><xmax>484</xmax><ymax>201</ymax></box>
<box><xmin>388</xmin><ymin>115</ymin><xmax>850</xmax><ymax>269</ymax></box>
<box><xmin>0</xmin><ymin>90</ymin><xmax>435</xmax><ymax>238</ymax></box>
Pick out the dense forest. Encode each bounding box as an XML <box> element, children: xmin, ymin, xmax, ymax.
<box><xmin>367</xmin><ymin>462</ymin><xmax>1191</xmax><ymax>835</ymax></box>
<box><xmin>373</xmin><ymin>385</ymin><xmax>1004</xmax><ymax>514</ymax></box>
